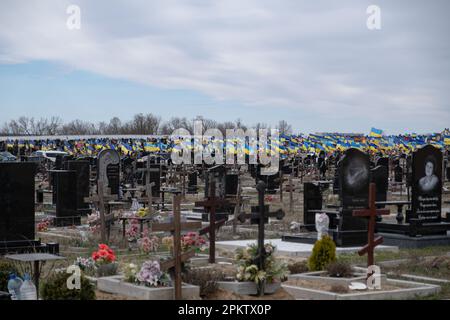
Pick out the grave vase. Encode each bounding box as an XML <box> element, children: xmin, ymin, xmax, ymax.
<box><xmin>96</xmin><ymin>263</ymin><xmax>118</xmax><ymax>278</ymax></box>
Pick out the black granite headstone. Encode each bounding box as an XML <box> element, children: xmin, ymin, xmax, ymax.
<box><xmin>67</xmin><ymin>160</ymin><xmax>91</xmax><ymax>215</ymax></box>
<box><xmin>54</xmin><ymin>170</ymin><xmax>80</xmax><ymax>226</ymax></box>
<box><xmin>303</xmin><ymin>182</ymin><xmax>322</xmax><ymax>231</ymax></box>
<box><xmin>187</xmin><ymin>171</ymin><xmax>198</xmax><ymax>193</ymax></box>
<box><xmin>340</xmin><ymin>149</ymin><xmax>370</xmax><ymax>209</ymax></box>
<box><xmin>394</xmin><ymin>164</ymin><xmax>403</xmax><ymax>183</ymax></box>
<box><xmin>0</xmin><ymin>163</ymin><xmax>37</xmax><ymax>242</ymax></box>
<box><xmin>371</xmin><ymin>165</ymin><xmax>388</xmax><ymax>203</ymax></box>
<box><xmin>335</xmin><ymin>148</ymin><xmax>370</xmax><ymax>246</ymax></box>
<box><xmin>149</xmin><ymin>164</ymin><xmax>161</xmax><ymax>197</ymax></box>
<box><xmin>410</xmin><ymin>145</ymin><xmax>442</xmax><ymax>223</ymax></box>
<box><xmin>376</xmin><ymin>157</ymin><xmax>389</xmax><ymax>170</ymax></box>
<box><xmin>225</xmin><ymin>174</ymin><xmax>239</xmax><ymax>196</ymax></box>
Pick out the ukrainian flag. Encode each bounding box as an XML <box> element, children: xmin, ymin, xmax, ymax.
<box><xmin>444</xmin><ymin>136</ymin><xmax>450</xmax><ymax>146</ymax></box>
<box><xmin>369</xmin><ymin>127</ymin><xmax>383</xmax><ymax>138</ymax></box>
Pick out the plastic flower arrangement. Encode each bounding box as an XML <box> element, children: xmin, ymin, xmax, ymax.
<box><xmin>162</xmin><ymin>236</ymin><xmax>174</xmax><ymax>252</ymax></box>
<box><xmin>136</xmin><ymin>260</ymin><xmax>171</xmax><ymax>287</ymax></box>
<box><xmin>123</xmin><ymin>263</ymin><xmax>139</xmax><ymax>283</ymax></box>
<box><xmin>91</xmin><ymin>244</ymin><xmax>116</xmax><ymax>266</ymax></box>
<box><xmin>87</xmin><ymin>212</ymin><xmax>101</xmax><ymax>233</ymax></box>
<box><xmin>181</xmin><ymin>232</ymin><xmax>207</xmax><ymax>253</ymax></box>
<box><xmin>137</xmin><ymin>207</ymin><xmax>149</xmax><ymax>218</ymax></box>
<box><xmin>138</xmin><ymin>236</ymin><xmax>160</xmax><ymax>254</ymax></box>
<box><xmin>234</xmin><ymin>243</ymin><xmax>289</xmax><ymax>285</ymax></box>
<box><xmin>37</xmin><ymin>220</ymin><xmax>50</xmax><ymax>232</ymax></box>
<box><xmin>75</xmin><ymin>257</ymin><xmax>95</xmax><ymax>272</ymax></box>
<box><xmin>126</xmin><ymin>223</ymin><xmax>139</xmax><ymax>242</ymax></box>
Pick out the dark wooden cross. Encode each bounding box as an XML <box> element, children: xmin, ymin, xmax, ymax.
<box><xmin>237</xmin><ymin>181</ymin><xmax>285</xmax><ymax>295</ymax></box>
<box><xmin>232</xmin><ymin>166</ymin><xmax>243</xmax><ymax>235</ymax></box>
<box><xmin>84</xmin><ymin>180</ymin><xmax>118</xmax><ymax>243</ymax></box>
<box><xmin>150</xmin><ymin>194</ymin><xmax>202</xmax><ymax>300</ymax></box>
<box><xmin>136</xmin><ymin>159</ymin><xmax>159</xmax><ymax>213</ymax></box>
<box><xmin>352</xmin><ymin>183</ymin><xmax>390</xmax><ymax>273</ymax></box>
<box><xmin>195</xmin><ymin>180</ymin><xmax>232</xmax><ymax>264</ymax></box>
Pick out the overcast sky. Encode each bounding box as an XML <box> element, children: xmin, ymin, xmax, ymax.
<box><xmin>0</xmin><ymin>0</ymin><xmax>449</xmax><ymax>134</ymax></box>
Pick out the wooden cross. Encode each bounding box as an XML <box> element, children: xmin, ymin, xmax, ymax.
<box><xmin>195</xmin><ymin>181</ymin><xmax>232</xmax><ymax>263</ymax></box>
<box><xmin>232</xmin><ymin>166</ymin><xmax>243</xmax><ymax>235</ymax></box>
<box><xmin>352</xmin><ymin>183</ymin><xmax>390</xmax><ymax>273</ymax></box>
<box><xmin>136</xmin><ymin>159</ymin><xmax>159</xmax><ymax>213</ymax></box>
<box><xmin>237</xmin><ymin>181</ymin><xmax>285</xmax><ymax>295</ymax></box>
<box><xmin>150</xmin><ymin>194</ymin><xmax>202</xmax><ymax>300</ymax></box>
<box><xmin>84</xmin><ymin>180</ymin><xmax>118</xmax><ymax>243</ymax></box>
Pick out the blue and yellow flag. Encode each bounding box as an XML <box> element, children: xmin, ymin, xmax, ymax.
<box><xmin>369</xmin><ymin>127</ymin><xmax>383</xmax><ymax>138</ymax></box>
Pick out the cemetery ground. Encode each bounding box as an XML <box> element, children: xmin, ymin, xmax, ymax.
<box><xmin>2</xmin><ymin>169</ymin><xmax>448</xmax><ymax>301</ymax></box>
<box><xmin>2</xmin><ymin>145</ymin><xmax>450</xmax><ymax>301</ymax></box>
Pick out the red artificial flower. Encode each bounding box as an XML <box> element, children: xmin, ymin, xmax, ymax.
<box><xmin>98</xmin><ymin>250</ymin><xmax>108</xmax><ymax>258</ymax></box>
<box><xmin>99</xmin><ymin>244</ymin><xmax>109</xmax><ymax>250</ymax></box>
<box><xmin>107</xmin><ymin>254</ymin><xmax>116</xmax><ymax>262</ymax></box>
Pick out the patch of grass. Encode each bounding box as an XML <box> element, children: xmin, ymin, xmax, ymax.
<box><xmin>338</xmin><ymin>246</ymin><xmax>450</xmax><ymax>266</ymax></box>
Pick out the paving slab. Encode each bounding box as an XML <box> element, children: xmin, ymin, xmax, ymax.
<box><xmin>216</xmin><ymin>239</ymin><xmax>398</xmax><ymax>257</ymax></box>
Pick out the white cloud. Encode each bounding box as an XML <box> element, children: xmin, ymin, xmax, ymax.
<box><xmin>0</xmin><ymin>0</ymin><xmax>449</xmax><ymax>134</ymax></box>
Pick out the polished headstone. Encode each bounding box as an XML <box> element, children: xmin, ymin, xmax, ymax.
<box><xmin>97</xmin><ymin>149</ymin><xmax>121</xmax><ymax>195</ymax></box>
<box><xmin>0</xmin><ymin>163</ymin><xmax>37</xmax><ymax>241</ymax></box>
<box><xmin>411</xmin><ymin>145</ymin><xmax>442</xmax><ymax>223</ymax></box>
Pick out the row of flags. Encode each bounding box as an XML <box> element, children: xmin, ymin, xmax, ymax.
<box><xmin>4</xmin><ymin>128</ymin><xmax>450</xmax><ymax>157</ymax></box>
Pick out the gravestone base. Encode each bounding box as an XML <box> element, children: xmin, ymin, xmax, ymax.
<box><xmin>0</xmin><ymin>239</ymin><xmax>58</xmax><ymax>255</ymax></box>
<box><xmin>376</xmin><ymin>221</ymin><xmax>450</xmax><ymax>237</ymax></box>
<box><xmin>282</xmin><ymin>233</ymin><xmax>319</xmax><ymax>245</ymax></box>
<box><xmin>282</xmin><ymin>230</ymin><xmax>368</xmax><ymax>248</ymax></box>
<box><xmin>332</xmin><ymin>230</ymin><xmax>367</xmax><ymax>247</ymax></box>
<box><xmin>378</xmin><ymin>232</ymin><xmax>450</xmax><ymax>249</ymax></box>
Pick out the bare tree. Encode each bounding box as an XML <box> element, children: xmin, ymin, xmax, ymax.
<box><xmin>59</xmin><ymin>120</ymin><xmax>98</xmax><ymax>135</ymax></box>
<box><xmin>160</xmin><ymin>117</ymin><xmax>192</xmax><ymax>135</ymax></box>
<box><xmin>277</xmin><ymin>120</ymin><xmax>292</xmax><ymax>135</ymax></box>
<box><xmin>123</xmin><ymin>113</ymin><xmax>161</xmax><ymax>134</ymax></box>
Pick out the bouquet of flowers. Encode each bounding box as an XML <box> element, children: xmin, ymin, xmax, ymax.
<box><xmin>123</xmin><ymin>263</ymin><xmax>139</xmax><ymax>283</ymax></box>
<box><xmin>136</xmin><ymin>261</ymin><xmax>171</xmax><ymax>287</ymax></box>
<box><xmin>37</xmin><ymin>220</ymin><xmax>50</xmax><ymax>232</ymax></box>
<box><xmin>234</xmin><ymin>243</ymin><xmax>288</xmax><ymax>285</ymax></box>
<box><xmin>75</xmin><ymin>257</ymin><xmax>95</xmax><ymax>272</ymax></box>
<box><xmin>181</xmin><ymin>232</ymin><xmax>207</xmax><ymax>253</ymax></box>
<box><xmin>162</xmin><ymin>236</ymin><xmax>174</xmax><ymax>252</ymax></box>
<box><xmin>138</xmin><ymin>236</ymin><xmax>160</xmax><ymax>254</ymax></box>
<box><xmin>91</xmin><ymin>244</ymin><xmax>116</xmax><ymax>265</ymax></box>
<box><xmin>126</xmin><ymin>223</ymin><xmax>139</xmax><ymax>242</ymax></box>
<box><xmin>87</xmin><ymin>212</ymin><xmax>101</xmax><ymax>233</ymax></box>
<box><xmin>137</xmin><ymin>207</ymin><xmax>150</xmax><ymax>218</ymax></box>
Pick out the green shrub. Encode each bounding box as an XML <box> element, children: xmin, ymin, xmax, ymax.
<box><xmin>41</xmin><ymin>272</ymin><xmax>96</xmax><ymax>300</ymax></box>
<box><xmin>326</xmin><ymin>260</ymin><xmax>353</xmax><ymax>278</ymax></box>
<box><xmin>308</xmin><ymin>235</ymin><xmax>336</xmax><ymax>271</ymax></box>
<box><xmin>0</xmin><ymin>260</ymin><xmax>18</xmax><ymax>292</ymax></box>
